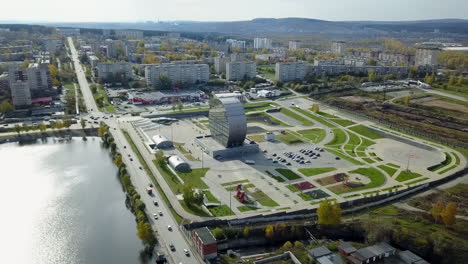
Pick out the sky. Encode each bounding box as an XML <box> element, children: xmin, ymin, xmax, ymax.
<box><xmin>1</xmin><ymin>0</ymin><xmax>468</xmax><ymax>23</ymax></box>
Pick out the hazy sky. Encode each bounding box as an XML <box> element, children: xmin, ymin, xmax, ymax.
<box><xmin>2</xmin><ymin>0</ymin><xmax>468</xmax><ymax>22</ymax></box>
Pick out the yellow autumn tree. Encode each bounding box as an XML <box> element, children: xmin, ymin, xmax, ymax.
<box><xmin>265</xmin><ymin>225</ymin><xmax>274</xmax><ymax>239</ymax></box>
<box><xmin>317</xmin><ymin>199</ymin><xmax>342</xmax><ymax>225</ymax></box>
<box><xmin>312</xmin><ymin>104</ymin><xmax>320</xmax><ymax>113</ymax></box>
<box><xmin>441</xmin><ymin>202</ymin><xmax>457</xmax><ymax>225</ymax></box>
<box><xmin>430</xmin><ymin>201</ymin><xmax>445</xmax><ymax>223</ymax></box>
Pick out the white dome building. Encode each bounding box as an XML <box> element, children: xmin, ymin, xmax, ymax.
<box><xmin>152</xmin><ymin>135</ymin><xmax>173</xmax><ymax>149</ymax></box>
<box><xmin>168</xmin><ymin>155</ymin><xmax>190</xmax><ymax>172</ymax></box>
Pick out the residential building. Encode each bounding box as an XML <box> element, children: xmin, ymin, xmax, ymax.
<box><xmin>145</xmin><ymin>63</ymin><xmax>209</xmax><ymax>88</ymax></box>
<box><xmin>226</xmin><ymin>39</ymin><xmax>246</xmax><ymax>49</ymax></box>
<box><xmin>415</xmin><ymin>47</ymin><xmax>439</xmax><ymax>66</ymax></box>
<box><xmin>255</xmin><ymin>53</ymin><xmax>286</xmax><ymax>61</ymax></box>
<box><xmin>0</xmin><ymin>73</ymin><xmax>9</xmax><ymax>91</ymax></box>
<box><xmin>214</xmin><ymin>57</ymin><xmax>230</xmax><ymax>73</ymax></box>
<box><xmin>44</xmin><ymin>39</ymin><xmax>62</xmax><ymax>53</ymax></box>
<box><xmin>10</xmin><ymin>81</ymin><xmax>31</xmax><ymax>106</ymax></box>
<box><xmin>254</xmin><ymin>38</ymin><xmax>272</xmax><ymax>49</ymax></box>
<box><xmin>275</xmin><ymin>62</ymin><xmax>307</xmax><ymax>82</ymax></box>
<box><xmin>87</xmin><ymin>54</ymin><xmax>99</xmax><ymax>68</ymax></box>
<box><xmin>96</xmin><ymin>62</ymin><xmax>133</xmax><ymax>81</ymax></box>
<box><xmin>231</xmin><ymin>53</ymin><xmax>247</xmax><ymax>62</ymax></box>
<box><xmin>331</xmin><ymin>41</ymin><xmax>346</xmax><ymax>54</ymax></box>
<box><xmin>226</xmin><ymin>61</ymin><xmax>256</xmax><ymax>81</ymax></box>
<box><xmin>167</xmin><ymin>32</ymin><xmax>181</xmax><ymax>38</ymax></box>
<box><xmin>115</xmin><ymin>30</ymin><xmax>143</xmax><ymax>39</ymax></box>
<box><xmin>8</xmin><ymin>63</ymin><xmax>52</xmax><ymax>91</ymax></box>
<box><xmin>192</xmin><ymin>227</ymin><xmax>217</xmax><ymax>260</ymax></box>
<box><xmin>289</xmin><ymin>41</ymin><xmax>301</xmax><ymax>50</ymax></box>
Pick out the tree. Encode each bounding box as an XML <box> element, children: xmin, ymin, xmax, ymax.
<box><xmin>457</xmin><ymin>76</ymin><xmax>464</xmax><ymax>86</ymax></box>
<box><xmin>403</xmin><ymin>96</ymin><xmax>410</xmax><ymax>105</ymax></box>
<box><xmin>158</xmin><ymin>73</ymin><xmax>172</xmax><ymax>90</ymax></box>
<box><xmin>242</xmin><ymin>227</ymin><xmax>250</xmax><ymax>238</ymax></box>
<box><xmin>80</xmin><ymin>118</ymin><xmax>86</xmax><ymax>130</ymax></box>
<box><xmin>14</xmin><ymin>124</ymin><xmax>22</xmax><ymax>136</ymax></box>
<box><xmin>177</xmin><ymin>102</ymin><xmax>183</xmax><ymax>112</ymax></box>
<box><xmin>114</xmin><ymin>154</ymin><xmax>122</xmax><ymax>167</ymax></box>
<box><xmin>275</xmin><ymin>80</ymin><xmax>283</xmax><ymax>88</ymax></box>
<box><xmin>211</xmin><ymin>227</ymin><xmax>224</xmax><ymax>240</ymax></box>
<box><xmin>312</xmin><ymin>104</ymin><xmax>320</xmax><ymax>113</ymax></box>
<box><xmin>38</xmin><ymin>123</ymin><xmax>47</xmax><ymax>132</ymax></box>
<box><xmin>440</xmin><ymin>202</ymin><xmax>457</xmax><ymax>225</ymax></box>
<box><xmin>0</xmin><ymin>100</ymin><xmax>13</xmax><ymax>113</ymax></box>
<box><xmin>265</xmin><ymin>225</ymin><xmax>274</xmax><ymax>239</ymax></box>
<box><xmin>294</xmin><ymin>241</ymin><xmax>305</xmax><ymax>249</ymax></box>
<box><xmin>430</xmin><ymin>201</ymin><xmax>444</xmax><ymax>223</ymax></box>
<box><xmin>136</xmin><ymin>222</ymin><xmax>156</xmax><ymax>247</ymax></box>
<box><xmin>317</xmin><ymin>199</ymin><xmax>342</xmax><ymax>225</ymax></box>
<box><xmin>448</xmin><ymin>75</ymin><xmax>457</xmax><ymax>86</ymax></box>
<box><xmin>282</xmin><ymin>241</ymin><xmax>293</xmax><ymax>250</ymax></box>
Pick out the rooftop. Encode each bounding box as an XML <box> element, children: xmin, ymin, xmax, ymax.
<box><xmin>193</xmin><ymin>227</ymin><xmax>217</xmax><ymax>245</ymax></box>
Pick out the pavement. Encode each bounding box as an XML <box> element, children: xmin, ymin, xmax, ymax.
<box><xmin>67</xmin><ymin>38</ymin><xmax>202</xmax><ymax>264</ymax></box>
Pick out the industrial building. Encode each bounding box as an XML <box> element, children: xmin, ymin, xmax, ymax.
<box><xmin>168</xmin><ymin>155</ymin><xmax>190</xmax><ymax>172</ymax></box>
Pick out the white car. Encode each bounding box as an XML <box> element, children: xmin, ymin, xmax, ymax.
<box><xmin>184</xmin><ymin>249</ymin><xmax>190</xmax><ymax>256</ymax></box>
<box><xmin>158</xmin><ymin>211</ymin><xmax>163</xmax><ymax>216</ymax></box>
<box><xmin>167</xmin><ymin>225</ymin><xmax>172</xmax><ymax>231</ymax></box>
<box><xmin>153</xmin><ymin>213</ymin><xmax>158</xmax><ymax>220</ymax></box>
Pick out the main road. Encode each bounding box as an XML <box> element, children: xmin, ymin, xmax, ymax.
<box><xmin>67</xmin><ymin>37</ymin><xmax>201</xmax><ymax>264</ymax></box>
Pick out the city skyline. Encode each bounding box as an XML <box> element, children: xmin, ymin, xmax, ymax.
<box><xmin>1</xmin><ymin>0</ymin><xmax>468</xmax><ymax>23</ymax></box>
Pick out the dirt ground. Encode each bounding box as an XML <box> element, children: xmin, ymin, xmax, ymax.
<box><xmin>412</xmin><ymin>96</ymin><xmax>468</xmax><ymax>114</ymax></box>
<box><xmin>340</xmin><ymin>96</ymin><xmax>375</xmax><ymax>103</ymax></box>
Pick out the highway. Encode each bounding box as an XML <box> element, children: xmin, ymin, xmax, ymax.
<box><xmin>67</xmin><ymin>38</ymin><xmax>201</xmax><ymax>264</ymax></box>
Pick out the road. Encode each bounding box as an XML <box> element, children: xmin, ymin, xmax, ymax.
<box><xmin>67</xmin><ymin>38</ymin><xmax>200</xmax><ymax>264</ymax></box>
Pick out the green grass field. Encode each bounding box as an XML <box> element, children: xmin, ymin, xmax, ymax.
<box><xmin>297</xmin><ymin>128</ymin><xmax>326</xmax><ymax>143</ymax></box>
<box><xmin>276</xmin><ymin>131</ymin><xmax>304</xmax><ymax>144</ymax></box>
<box><xmin>203</xmin><ymin>191</ymin><xmax>220</xmax><ymax>203</ymax></box>
<box><xmin>377</xmin><ymin>165</ymin><xmax>398</xmax><ymax>176</ymax></box>
<box><xmin>324</xmin><ymin>148</ymin><xmax>364</xmax><ymax>165</ymax></box>
<box><xmin>330</xmin><ymin>167</ymin><xmax>386</xmax><ymax>194</ymax></box>
<box><xmin>291</xmin><ymin>108</ymin><xmax>336</xmax><ymax>128</ymax></box>
<box><xmin>330</xmin><ymin>118</ymin><xmax>356</xmax><ymax>127</ymax></box>
<box><xmin>237</xmin><ymin>206</ymin><xmax>257</xmax><ymax>212</ymax></box>
<box><xmin>395</xmin><ymin>170</ymin><xmax>422</xmax><ymax>182</ymax></box>
<box><xmin>275</xmin><ymin>169</ymin><xmax>302</xmax><ymax>180</ymax></box>
<box><xmin>221</xmin><ymin>180</ymin><xmax>249</xmax><ymax>186</ymax></box>
<box><xmin>298</xmin><ymin>167</ymin><xmax>336</xmax><ymax>176</ymax></box>
<box><xmin>348</xmin><ymin>125</ymin><xmax>384</xmax><ymax>139</ymax></box>
<box><xmin>208</xmin><ymin>205</ymin><xmax>235</xmax><ymax>216</ymax></box>
<box><xmin>251</xmin><ymin>190</ymin><xmax>279</xmax><ymax>207</ymax></box>
<box><xmin>326</xmin><ymin>129</ymin><xmax>347</xmax><ymax>146</ymax></box>
<box><xmin>428</xmin><ymin>152</ymin><xmax>452</xmax><ymax>172</ymax></box>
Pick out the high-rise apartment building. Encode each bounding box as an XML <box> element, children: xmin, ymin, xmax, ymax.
<box><xmin>275</xmin><ymin>62</ymin><xmax>307</xmax><ymax>82</ymax></box>
<box><xmin>10</xmin><ymin>81</ymin><xmax>31</xmax><ymax>106</ymax></box>
<box><xmin>254</xmin><ymin>38</ymin><xmax>272</xmax><ymax>49</ymax></box>
<box><xmin>331</xmin><ymin>41</ymin><xmax>347</xmax><ymax>54</ymax></box>
<box><xmin>415</xmin><ymin>47</ymin><xmax>439</xmax><ymax>66</ymax></box>
<box><xmin>226</xmin><ymin>61</ymin><xmax>256</xmax><ymax>81</ymax></box>
<box><xmin>96</xmin><ymin>62</ymin><xmax>133</xmax><ymax>81</ymax></box>
<box><xmin>289</xmin><ymin>41</ymin><xmax>301</xmax><ymax>50</ymax></box>
<box><xmin>214</xmin><ymin>57</ymin><xmax>230</xmax><ymax>74</ymax></box>
<box><xmin>8</xmin><ymin>63</ymin><xmax>51</xmax><ymax>91</ymax></box>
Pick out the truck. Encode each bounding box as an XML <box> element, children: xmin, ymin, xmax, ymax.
<box><xmin>146</xmin><ymin>187</ymin><xmax>153</xmax><ymax>195</ymax></box>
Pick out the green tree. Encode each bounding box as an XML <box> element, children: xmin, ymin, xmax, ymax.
<box><xmin>448</xmin><ymin>75</ymin><xmax>457</xmax><ymax>86</ymax></box>
<box><xmin>14</xmin><ymin>124</ymin><xmax>22</xmax><ymax>136</ymax></box>
<box><xmin>136</xmin><ymin>222</ymin><xmax>156</xmax><ymax>247</ymax></box>
<box><xmin>403</xmin><ymin>96</ymin><xmax>410</xmax><ymax>105</ymax></box>
<box><xmin>312</xmin><ymin>104</ymin><xmax>320</xmax><ymax>113</ymax></box>
<box><xmin>158</xmin><ymin>73</ymin><xmax>172</xmax><ymax>90</ymax></box>
<box><xmin>265</xmin><ymin>225</ymin><xmax>274</xmax><ymax>239</ymax></box>
<box><xmin>80</xmin><ymin>118</ymin><xmax>86</xmax><ymax>130</ymax></box>
<box><xmin>440</xmin><ymin>202</ymin><xmax>457</xmax><ymax>225</ymax></box>
<box><xmin>317</xmin><ymin>199</ymin><xmax>342</xmax><ymax>225</ymax></box>
<box><xmin>0</xmin><ymin>100</ymin><xmax>13</xmax><ymax>113</ymax></box>
<box><xmin>177</xmin><ymin>102</ymin><xmax>183</xmax><ymax>112</ymax></box>
<box><xmin>38</xmin><ymin>123</ymin><xmax>47</xmax><ymax>132</ymax></box>
<box><xmin>294</xmin><ymin>241</ymin><xmax>305</xmax><ymax>249</ymax></box>
<box><xmin>211</xmin><ymin>227</ymin><xmax>224</xmax><ymax>240</ymax></box>
<box><xmin>113</xmin><ymin>154</ymin><xmax>122</xmax><ymax>167</ymax></box>
<box><xmin>242</xmin><ymin>227</ymin><xmax>250</xmax><ymax>238</ymax></box>
<box><xmin>282</xmin><ymin>241</ymin><xmax>293</xmax><ymax>250</ymax></box>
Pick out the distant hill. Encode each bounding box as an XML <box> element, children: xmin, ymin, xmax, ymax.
<box><xmin>39</xmin><ymin>18</ymin><xmax>468</xmax><ymax>35</ymax></box>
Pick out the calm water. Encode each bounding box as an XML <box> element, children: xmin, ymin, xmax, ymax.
<box><xmin>0</xmin><ymin>138</ymin><xmax>146</xmax><ymax>264</ymax></box>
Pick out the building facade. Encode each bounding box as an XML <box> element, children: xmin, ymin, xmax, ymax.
<box><xmin>10</xmin><ymin>81</ymin><xmax>31</xmax><ymax>106</ymax></box>
<box><xmin>8</xmin><ymin>63</ymin><xmax>52</xmax><ymax>91</ymax></box>
<box><xmin>209</xmin><ymin>97</ymin><xmax>247</xmax><ymax>148</ymax></box>
<box><xmin>289</xmin><ymin>41</ymin><xmax>301</xmax><ymax>50</ymax></box>
<box><xmin>331</xmin><ymin>41</ymin><xmax>346</xmax><ymax>54</ymax></box>
<box><xmin>226</xmin><ymin>61</ymin><xmax>256</xmax><ymax>81</ymax></box>
<box><xmin>226</xmin><ymin>39</ymin><xmax>246</xmax><ymax>49</ymax></box>
<box><xmin>115</xmin><ymin>30</ymin><xmax>143</xmax><ymax>39</ymax></box>
<box><xmin>254</xmin><ymin>38</ymin><xmax>272</xmax><ymax>49</ymax></box>
<box><xmin>275</xmin><ymin>62</ymin><xmax>307</xmax><ymax>82</ymax></box>
<box><xmin>96</xmin><ymin>62</ymin><xmax>133</xmax><ymax>81</ymax></box>
<box><xmin>214</xmin><ymin>57</ymin><xmax>230</xmax><ymax>73</ymax></box>
<box><xmin>415</xmin><ymin>47</ymin><xmax>439</xmax><ymax>66</ymax></box>
<box><xmin>145</xmin><ymin>63</ymin><xmax>209</xmax><ymax>88</ymax></box>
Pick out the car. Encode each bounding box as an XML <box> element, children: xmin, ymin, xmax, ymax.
<box><xmin>335</xmin><ymin>157</ymin><xmax>341</xmax><ymax>160</ymax></box>
<box><xmin>267</xmin><ymin>157</ymin><xmax>272</xmax><ymax>160</ymax></box>
<box><xmin>169</xmin><ymin>243</ymin><xmax>175</xmax><ymax>251</ymax></box>
<box><xmin>124</xmin><ymin>146</ymin><xmax>127</xmax><ymax>149</ymax></box>
<box><xmin>158</xmin><ymin>211</ymin><xmax>163</xmax><ymax>216</ymax></box>
<box><xmin>286</xmin><ymin>162</ymin><xmax>291</xmax><ymax>166</ymax></box>
<box><xmin>149</xmin><ymin>183</ymin><xmax>153</xmax><ymax>187</ymax></box>
<box><xmin>153</xmin><ymin>200</ymin><xmax>159</xmax><ymax>206</ymax></box>
<box><xmin>130</xmin><ymin>158</ymin><xmax>133</xmax><ymax>161</ymax></box>
<box><xmin>128</xmin><ymin>154</ymin><xmax>131</xmax><ymax>157</ymax></box>
<box><xmin>184</xmin><ymin>249</ymin><xmax>190</xmax><ymax>256</ymax></box>
<box><xmin>272</xmin><ymin>153</ymin><xmax>277</xmax><ymax>157</ymax></box>
<box><xmin>272</xmin><ymin>160</ymin><xmax>278</xmax><ymax>163</ymax></box>
<box><xmin>139</xmin><ymin>166</ymin><xmax>143</xmax><ymax>170</ymax></box>
<box><xmin>153</xmin><ymin>213</ymin><xmax>158</xmax><ymax>220</ymax></box>
<box><xmin>167</xmin><ymin>225</ymin><xmax>172</xmax><ymax>231</ymax></box>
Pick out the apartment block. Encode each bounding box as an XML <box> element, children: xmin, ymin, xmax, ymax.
<box><xmin>254</xmin><ymin>38</ymin><xmax>272</xmax><ymax>49</ymax></box>
<box><xmin>8</xmin><ymin>63</ymin><xmax>52</xmax><ymax>90</ymax></box>
<box><xmin>226</xmin><ymin>39</ymin><xmax>246</xmax><ymax>49</ymax></box>
<box><xmin>10</xmin><ymin>81</ymin><xmax>31</xmax><ymax>106</ymax></box>
<box><xmin>96</xmin><ymin>62</ymin><xmax>133</xmax><ymax>81</ymax></box>
<box><xmin>226</xmin><ymin>61</ymin><xmax>256</xmax><ymax>81</ymax></box>
<box><xmin>415</xmin><ymin>47</ymin><xmax>439</xmax><ymax>66</ymax></box>
<box><xmin>214</xmin><ymin>57</ymin><xmax>230</xmax><ymax>74</ymax></box>
<box><xmin>331</xmin><ymin>41</ymin><xmax>346</xmax><ymax>54</ymax></box>
<box><xmin>275</xmin><ymin>62</ymin><xmax>307</xmax><ymax>82</ymax></box>
<box><xmin>145</xmin><ymin>63</ymin><xmax>209</xmax><ymax>88</ymax></box>
<box><xmin>289</xmin><ymin>41</ymin><xmax>301</xmax><ymax>50</ymax></box>
<box><xmin>115</xmin><ymin>30</ymin><xmax>143</xmax><ymax>40</ymax></box>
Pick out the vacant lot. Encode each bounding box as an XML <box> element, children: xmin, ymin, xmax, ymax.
<box><xmin>412</xmin><ymin>96</ymin><xmax>468</xmax><ymax>114</ymax></box>
<box><xmin>409</xmin><ymin>183</ymin><xmax>468</xmax><ymax>216</ymax></box>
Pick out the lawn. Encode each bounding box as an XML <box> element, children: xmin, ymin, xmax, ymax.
<box><xmin>178</xmin><ymin>168</ymin><xmax>209</xmax><ymax>189</ymax></box>
<box><xmin>291</xmin><ymin>108</ymin><xmax>336</xmax><ymax>128</ymax></box>
<box><xmin>324</xmin><ymin>147</ymin><xmax>364</xmax><ymax>165</ymax></box>
<box><xmin>348</xmin><ymin>125</ymin><xmax>384</xmax><ymax>139</ymax></box>
<box><xmin>244</xmin><ymin>102</ymin><xmax>275</xmax><ymax>113</ymax></box>
<box><xmin>265</xmin><ymin>170</ymin><xmax>285</xmax><ymax>182</ymax></box>
<box><xmin>208</xmin><ymin>205</ymin><xmax>235</xmax><ymax>217</ymax></box>
<box><xmin>405</xmin><ymin>177</ymin><xmax>429</xmax><ymax>186</ymax></box>
<box><xmin>298</xmin><ymin>167</ymin><xmax>336</xmax><ymax>177</ymax></box>
<box><xmin>438</xmin><ymin>165</ymin><xmax>458</xmax><ymax>174</ymax></box>
<box><xmin>363</xmin><ymin>158</ymin><xmax>376</xmax><ymax>164</ymax></box>
<box><xmin>203</xmin><ymin>191</ymin><xmax>220</xmax><ymax>203</ymax></box>
<box><xmin>287</xmin><ymin>185</ymin><xmax>299</xmax><ymax>192</ymax></box>
<box><xmin>154</xmin><ymin>160</ymin><xmax>184</xmax><ymax>194</ymax></box>
<box><xmin>280</xmin><ymin>108</ymin><xmax>314</xmax><ymax>126</ymax></box>
<box><xmin>297</xmin><ymin>128</ymin><xmax>326</xmax><ymax>143</ymax></box>
<box><xmin>428</xmin><ymin>152</ymin><xmax>452</xmax><ymax>172</ymax></box>
<box><xmin>174</xmin><ymin>142</ymin><xmax>199</xmax><ymax>161</ymax></box>
<box><xmin>330</xmin><ymin>167</ymin><xmax>386</xmax><ymax>194</ymax></box>
<box><xmin>326</xmin><ymin>129</ymin><xmax>347</xmax><ymax>146</ymax></box>
<box><xmin>257</xmin><ymin>66</ymin><xmax>276</xmax><ymax>80</ymax></box>
<box><xmin>180</xmin><ymin>200</ymin><xmax>210</xmax><ymax>217</ymax></box>
<box><xmin>95</xmin><ymin>84</ymin><xmax>116</xmax><ymax>113</ymax></box>
<box><xmin>248</xmin><ymin>134</ymin><xmax>266</xmax><ymax>142</ymax></box>
<box><xmin>298</xmin><ymin>193</ymin><xmax>312</xmax><ymax>201</ymax></box>
<box><xmin>330</xmin><ymin>118</ymin><xmax>356</xmax><ymax>127</ymax></box>
<box><xmin>250</xmin><ymin>190</ymin><xmax>279</xmax><ymax>207</ymax></box>
<box><xmin>395</xmin><ymin>170</ymin><xmax>422</xmax><ymax>182</ymax></box>
<box><xmin>276</xmin><ymin>131</ymin><xmax>304</xmax><ymax>144</ymax></box>
<box><xmin>317</xmin><ymin>112</ymin><xmax>336</xmax><ymax>118</ymax></box>
<box><xmin>377</xmin><ymin>165</ymin><xmax>398</xmax><ymax>176</ymax></box>
<box><xmin>237</xmin><ymin>206</ymin><xmax>257</xmax><ymax>212</ymax></box>
<box><xmin>247</xmin><ymin>112</ymin><xmax>290</xmax><ymax>127</ymax></box>
<box><xmin>275</xmin><ymin>168</ymin><xmax>302</xmax><ymax>180</ymax></box>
